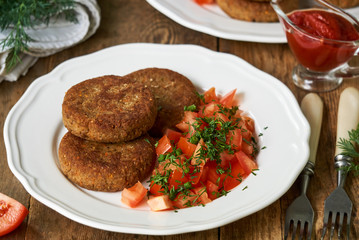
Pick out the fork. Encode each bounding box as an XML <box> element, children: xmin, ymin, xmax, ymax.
<box><xmin>321</xmin><ymin>87</ymin><xmax>359</xmax><ymax>240</ymax></box>
<box><xmin>284</xmin><ymin>93</ymin><xmax>323</xmax><ymax>240</ymax></box>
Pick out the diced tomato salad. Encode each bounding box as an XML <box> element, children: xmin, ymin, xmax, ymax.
<box><xmin>121</xmin><ymin>88</ymin><xmax>259</xmax><ymax>211</ymax></box>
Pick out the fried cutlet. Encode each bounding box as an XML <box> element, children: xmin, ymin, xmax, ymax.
<box><xmin>62</xmin><ymin>75</ymin><xmax>157</xmax><ymax>143</ymax></box>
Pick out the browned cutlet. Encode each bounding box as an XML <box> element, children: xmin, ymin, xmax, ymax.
<box><xmin>58</xmin><ymin>132</ymin><xmax>156</xmax><ymax>192</ymax></box>
<box><xmin>125</xmin><ymin>68</ymin><xmax>200</xmax><ymax>137</ymax></box>
<box><xmin>62</xmin><ymin>75</ymin><xmax>157</xmax><ymax>143</ymax></box>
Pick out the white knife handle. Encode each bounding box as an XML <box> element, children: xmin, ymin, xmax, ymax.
<box><xmin>335</xmin><ymin>87</ymin><xmax>359</xmax><ymax>156</ymax></box>
<box><xmin>301</xmin><ymin>93</ymin><xmax>323</xmax><ymax>165</ymax></box>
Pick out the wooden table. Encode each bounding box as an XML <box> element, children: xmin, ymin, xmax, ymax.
<box><xmin>1</xmin><ymin>1</ymin><xmax>358</xmax><ymax>239</ymax></box>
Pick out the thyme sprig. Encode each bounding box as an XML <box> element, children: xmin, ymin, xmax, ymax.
<box><xmin>0</xmin><ymin>0</ymin><xmax>78</xmax><ymax>71</ymax></box>
<box><xmin>337</xmin><ymin>124</ymin><xmax>359</xmax><ymax>175</ymax></box>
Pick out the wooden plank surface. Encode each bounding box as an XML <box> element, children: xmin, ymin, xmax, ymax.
<box><xmin>0</xmin><ymin>0</ymin><xmax>358</xmax><ymax>239</ymax></box>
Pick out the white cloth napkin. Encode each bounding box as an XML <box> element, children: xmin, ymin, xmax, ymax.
<box><xmin>0</xmin><ymin>0</ymin><xmax>100</xmax><ymax>82</ymax></box>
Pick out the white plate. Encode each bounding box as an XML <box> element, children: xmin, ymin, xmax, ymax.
<box><xmin>4</xmin><ymin>43</ymin><xmax>309</xmax><ymax>235</ymax></box>
<box><xmin>146</xmin><ymin>0</ymin><xmax>359</xmax><ymax>43</ymax></box>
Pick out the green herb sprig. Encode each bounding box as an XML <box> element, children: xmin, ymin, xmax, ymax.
<box><xmin>0</xmin><ymin>0</ymin><xmax>78</xmax><ymax>71</ymax></box>
<box><xmin>337</xmin><ymin>124</ymin><xmax>359</xmax><ymax>175</ymax></box>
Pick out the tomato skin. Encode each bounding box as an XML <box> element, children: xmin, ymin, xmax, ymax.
<box><xmin>164</xmin><ymin>128</ymin><xmax>182</xmax><ymax>144</ymax></box>
<box><xmin>235</xmin><ymin>151</ymin><xmax>258</xmax><ymax>176</ymax></box>
<box><xmin>177</xmin><ymin>137</ymin><xmax>197</xmax><ymax>158</ymax></box>
<box><xmin>222</xmin><ymin>161</ymin><xmax>246</xmax><ymax>191</ymax></box>
<box><xmin>169</xmin><ymin>170</ymin><xmax>189</xmax><ymax>190</ymax></box>
<box><xmin>0</xmin><ymin>192</ymin><xmax>28</xmax><ymax>237</ymax></box>
<box><xmin>203</xmin><ymin>87</ymin><xmax>219</xmax><ymax>103</ymax></box>
<box><xmin>147</xmin><ymin>195</ymin><xmax>173</xmax><ymax>211</ymax></box>
<box><xmin>121</xmin><ymin>181</ymin><xmax>148</xmax><ymax>208</ymax></box>
<box><xmin>206</xmin><ymin>180</ymin><xmax>219</xmax><ymax>200</ymax></box>
<box><xmin>156</xmin><ymin>135</ymin><xmax>173</xmax><ymax>156</ymax></box>
<box><xmin>220</xmin><ymin>89</ymin><xmax>236</xmax><ymax>107</ymax></box>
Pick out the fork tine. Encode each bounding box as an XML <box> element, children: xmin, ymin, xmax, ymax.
<box><xmin>306</xmin><ymin>222</ymin><xmax>313</xmax><ymax>240</ymax></box>
<box><xmin>321</xmin><ymin>210</ymin><xmax>330</xmax><ymax>239</ymax></box>
<box><xmin>329</xmin><ymin>212</ymin><xmax>337</xmax><ymax>240</ymax></box>
<box><xmin>346</xmin><ymin>214</ymin><xmax>351</xmax><ymax>240</ymax></box>
<box><xmin>284</xmin><ymin>219</ymin><xmax>291</xmax><ymax>240</ymax></box>
<box><xmin>337</xmin><ymin>212</ymin><xmax>344</xmax><ymax>239</ymax></box>
<box><xmin>298</xmin><ymin>221</ymin><xmax>306</xmax><ymax>240</ymax></box>
<box><xmin>292</xmin><ymin>221</ymin><xmax>298</xmax><ymax>240</ymax></box>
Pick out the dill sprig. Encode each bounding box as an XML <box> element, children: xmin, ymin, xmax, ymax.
<box><xmin>337</xmin><ymin>124</ymin><xmax>359</xmax><ymax>175</ymax></box>
<box><xmin>0</xmin><ymin>0</ymin><xmax>78</xmax><ymax>72</ymax></box>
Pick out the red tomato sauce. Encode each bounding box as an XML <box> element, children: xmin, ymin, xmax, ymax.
<box><xmin>286</xmin><ymin>9</ymin><xmax>359</xmax><ymax>72</ymax></box>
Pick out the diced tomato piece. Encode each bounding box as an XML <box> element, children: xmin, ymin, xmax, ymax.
<box><xmin>147</xmin><ymin>195</ymin><xmax>173</xmax><ymax>211</ymax></box>
<box><xmin>206</xmin><ymin>163</ymin><xmax>225</xmax><ymax>188</ymax></box>
<box><xmin>191</xmin><ymin>139</ymin><xmax>206</xmax><ymax>166</ymax></box>
<box><xmin>194</xmin><ymin>0</ymin><xmax>215</xmax><ymax>5</ymax></box>
<box><xmin>121</xmin><ymin>181</ymin><xmax>148</xmax><ymax>208</ymax></box>
<box><xmin>176</xmin><ymin>111</ymin><xmax>198</xmax><ymax>134</ymax></box>
<box><xmin>206</xmin><ymin>180</ymin><xmax>219</xmax><ymax>200</ymax></box>
<box><xmin>156</xmin><ymin>135</ymin><xmax>173</xmax><ymax>156</ymax></box>
<box><xmin>203</xmin><ymin>102</ymin><xmax>219</xmax><ymax>117</ymax></box>
<box><xmin>220</xmin><ymin>89</ymin><xmax>236</xmax><ymax>108</ymax></box>
<box><xmin>164</xmin><ymin>128</ymin><xmax>183</xmax><ymax>144</ymax></box>
<box><xmin>172</xmin><ymin>191</ymin><xmax>197</xmax><ymax>209</ymax></box>
<box><xmin>227</xmin><ymin>128</ymin><xmax>242</xmax><ymax>151</ymax></box>
<box><xmin>241</xmin><ymin>140</ymin><xmax>254</xmax><ymax>156</ymax></box>
<box><xmin>222</xmin><ymin>160</ymin><xmax>246</xmax><ymax>191</ymax></box>
<box><xmin>215</xmin><ymin>112</ymin><xmax>229</xmax><ymax>123</ymax></box>
<box><xmin>242</xmin><ymin>116</ymin><xmax>255</xmax><ymax>132</ymax></box>
<box><xmin>235</xmin><ymin>151</ymin><xmax>258</xmax><ymax>176</ymax></box>
<box><xmin>149</xmin><ymin>180</ymin><xmax>165</xmax><ymax>196</ymax></box>
<box><xmin>193</xmin><ymin>187</ymin><xmax>212</xmax><ymax>205</ymax></box>
<box><xmin>0</xmin><ymin>192</ymin><xmax>28</xmax><ymax>237</ymax></box>
<box><xmin>219</xmin><ymin>150</ymin><xmax>236</xmax><ymax>169</ymax></box>
<box><xmin>169</xmin><ymin>170</ymin><xmax>189</xmax><ymax>190</ymax></box>
<box><xmin>177</xmin><ymin>137</ymin><xmax>197</xmax><ymax>158</ymax></box>
<box><xmin>203</xmin><ymin>87</ymin><xmax>219</xmax><ymax>103</ymax></box>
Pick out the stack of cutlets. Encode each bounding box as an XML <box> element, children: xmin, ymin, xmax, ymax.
<box><xmin>58</xmin><ymin>68</ymin><xmax>200</xmax><ymax>192</ymax></box>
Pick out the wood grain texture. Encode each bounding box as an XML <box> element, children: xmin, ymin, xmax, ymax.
<box><xmin>0</xmin><ymin>0</ymin><xmax>359</xmax><ymax>239</ymax></box>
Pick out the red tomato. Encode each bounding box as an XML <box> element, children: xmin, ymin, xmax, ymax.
<box><xmin>193</xmin><ymin>187</ymin><xmax>212</xmax><ymax>205</ymax></box>
<box><xmin>222</xmin><ymin>161</ymin><xmax>246</xmax><ymax>191</ymax></box>
<box><xmin>235</xmin><ymin>151</ymin><xmax>258</xmax><ymax>176</ymax></box>
<box><xmin>219</xmin><ymin>150</ymin><xmax>236</xmax><ymax>168</ymax></box>
<box><xmin>242</xmin><ymin>116</ymin><xmax>255</xmax><ymax>132</ymax></box>
<box><xmin>194</xmin><ymin>0</ymin><xmax>215</xmax><ymax>5</ymax></box>
<box><xmin>206</xmin><ymin>180</ymin><xmax>219</xmax><ymax>200</ymax></box>
<box><xmin>149</xmin><ymin>180</ymin><xmax>165</xmax><ymax>196</ymax></box>
<box><xmin>220</xmin><ymin>89</ymin><xmax>237</xmax><ymax>108</ymax></box>
<box><xmin>227</xmin><ymin>128</ymin><xmax>242</xmax><ymax>151</ymax></box>
<box><xmin>147</xmin><ymin>195</ymin><xmax>173</xmax><ymax>211</ymax></box>
<box><xmin>172</xmin><ymin>191</ymin><xmax>197</xmax><ymax>209</ymax></box>
<box><xmin>0</xmin><ymin>192</ymin><xmax>28</xmax><ymax>237</ymax></box>
<box><xmin>177</xmin><ymin>137</ymin><xmax>197</xmax><ymax>158</ymax></box>
<box><xmin>121</xmin><ymin>181</ymin><xmax>148</xmax><ymax>208</ymax></box>
<box><xmin>175</xmin><ymin>111</ymin><xmax>198</xmax><ymax>134</ymax></box>
<box><xmin>156</xmin><ymin>135</ymin><xmax>173</xmax><ymax>156</ymax></box>
<box><xmin>164</xmin><ymin>128</ymin><xmax>182</xmax><ymax>144</ymax></box>
<box><xmin>169</xmin><ymin>170</ymin><xmax>189</xmax><ymax>190</ymax></box>
<box><xmin>203</xmin><ymin>87</ymin><xmax>219</xmax><ymax>103</ymax></box>
<box><xmin>203</xmin><ymin>102</ymin><xmax>219</xmax><ymax>117</ymax></box>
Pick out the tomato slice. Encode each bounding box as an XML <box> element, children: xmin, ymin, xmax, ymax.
<box><xmin>156</xmin><ymin>135</ymin><xmax>173</xmax><ymax>156</ymax></box>
<box><xmin>222</xmin><ymin>160</ymin><xmax>246</xmax><ymax>191</ymax></box>
<box><xmin>177</xmin><ymin>137</ymin><xmax>197</xmax><ymax>158</ymax></box>
<box><xmin>164</xmin><ymin>128</ymin><xmax>182</xmax><ymax>144</ymax></box>
<box><xmin>169</xmin><ymin>170</ymin><xmax>189</xmax><ymax>190</ymax></box>
<box><xmin>172</xmin><ymin>191</ymin><xmax>197</xmax><ymax>209</ymax></box>
<box><xmin>227</xmin><ymin>128</ymin><xmax>242</xmax><ymax>151</ymax></box>
<box><xmin>0</xmin><ymin>192</ymin><xmax>28</xmax><ymax>237</ymax></box>
<box><xmin>175</xmin><ymin>111</ymin><xmax>198</xmax><ymax>134</ymax></box>
<box><xmin>193</xmin><ymin>187</ymin><xmax>212</xmax><ymax>205</ymax></box>
<box><xmin>203</xmin><ymin>102</ymin><xmax>219</xmax><ymax>117</ymax></box>
<box><xmin>220</xmin><ymin>89</ymin><xmax>236</xmax><ymax>108</ymax></box>
<box><xmin>203</xmin><ymin>87</ymin><xmax>219</xmax><ymax>104</ymax></box>
<box><xmin>121</xmin><ymin>181</ymin><xmax>148</xmax><ymax>208</ymax></box>
<box><xmin>206</xmin><ymin>180</ymin><xmax>219</xmax><ymax>200</ymax></box>
<box><xmin>235</xmin><ymin>151</ymin><xmax>258</xmax><ymax>176</ymax></box>
<box><xmin>149</xmin><ymin>180</ymin><xmax>165</xmax><ymax>196</ymax></box>
<box><xmin>147</xmin><ymin>195</ymin><xmax>173</xmax><ymax>211</ymax></box>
